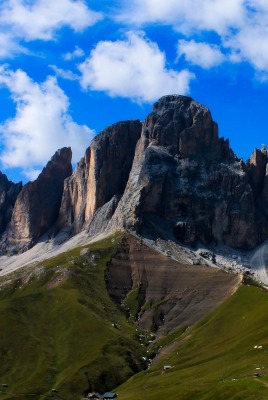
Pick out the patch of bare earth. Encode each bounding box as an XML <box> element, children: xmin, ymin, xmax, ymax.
<box><xmin>106</xmin><ymin>233</ymin><xmax>241</xmax><ymax>339</ymax></box>
<box><xmin>46</xmin><ymin>269</ymin><xmax>70</xmax><ymax>289</ymax></box>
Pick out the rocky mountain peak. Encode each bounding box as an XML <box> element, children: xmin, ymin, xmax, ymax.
<box><xmin>141</xmin><ymin>94</ymin><xmax>231</xmax><ymax>160</ymax></box>
<box><xmin>246</xmin><ymin>146</ymin><xmax>268</xmax><ymax>219</ymax></box>
<box><xmin>56</xmin><ymin>120</ymin><xmax>142</xmax><ymax>235</ymax></box>
<box><xmin>3</xmin><ymin>147</ymin><xmax>72</xmax><ymax>253</ymax></box>
<box><xmin>41</xmin><ymin>147</ymin><xmax>72</xmax><ymax>180</ymax></box>
<box><xmin>247</xmin><ymin>148</ymin><xmax>267</xmax><ymax>198</ymax></box>
<box><xmin>0</xmin><ymin>95</ymin><xmax>268</xmax><ymax>253</ymax></box>
<box><xmin>152</xmin><ymin>94</ymin><xmax>193</xmax><ymax>114</ymax></box>
<box><xmin>0</xmin><ymin>172</ymin><xmax>22</xmax><ymax>237</ymax></box>
<box><xmin>109</xmin><ymin>96</ymin><xmax>267</xmax><ymax>249</ymax></box>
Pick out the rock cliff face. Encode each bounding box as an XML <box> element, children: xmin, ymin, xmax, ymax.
<box><xmin>57</xmin><ymin>120</ymin><xmax>142</xmax><ymax>234</ymax></box>
<box><xmin>247</xmin><ymin>146</ymin><xmax>268</xmax><ymax>219</ymax></box>
<box><xmin>110</xmin><ymin>95</ymin><xmax>268</xmax><ymax>249</ymax></box>
<box><xmin>0</xmin><ymin>95</ymin><xmax>267</xmax><ymax>253</ymax></box>
<box><xmin>0</xmin><ymin>173</ymin><xmax>22</xmax><ymax>236</ymax></box>
<box><xmin>5</xmin><ymin>147</ymin><xmax>72</xmax><ymax>252</ymax></box>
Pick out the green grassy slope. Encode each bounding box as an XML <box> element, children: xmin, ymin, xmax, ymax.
<box><xmin>2</xmin><ymin>232</ymin><xmax>268</xmax><ymax>400</ymax></box>
<box><xmin>0</xmin><ymin>233</ymin><xmax>147</xmax><ymax>400</ymax></box>
<box><xmin>116</xmin><ymin>284</ymin><xmax>268</xmax><ymax>400</ymax></box>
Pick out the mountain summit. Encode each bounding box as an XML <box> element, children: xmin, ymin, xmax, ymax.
<box><xmin>0</xmin><ymin>95</ymin><xmax>268</xmax><ymax>253</ymax></box>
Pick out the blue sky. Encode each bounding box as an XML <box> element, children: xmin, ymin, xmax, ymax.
<box><xmin>0</xmin><ymin>0</ymin><xmax>267</xmax><ymax>183</ymax></box>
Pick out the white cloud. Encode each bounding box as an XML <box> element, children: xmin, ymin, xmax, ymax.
<box><xmin>116</xmin><ymin>0</ymin><xmax>268</xmax><ymax>75</ymax></box>
<box><xmin>0</xmin><ymin>32</ymin><xmax>27</xmax><ymax>58</ymax></box>
<box><xmin>0</xmin><ymin>66</ymin><xmax>94</xmax><ymax>178</ymax></box>
<box><xmin>63</xmin><ymin>46</ymin><xmax>85</xmax><ymax>61</ymax></box>
<box><xmin>177</xmin><ymin>40</ymin><xmax>225</xmax><ymax>69</ymax></box>
<box><xmin>79</xmin><ymin>31</ymin><xmax>194</xmax><ymax>103</ymax></box>
<box><xmin>23</xmin><ymin>168</ymin><xmax>42</xmax><ymax>181</ymax></box>
<box><xmin>225</xmin><ymin>20</ymin><xmax>268</xmax><ymax>72</ymax></box>
<box><xmin>0</xmin><ymin>0</ymin><xmax>102</xmax><ymax>41</ymax></box>
<box><xmin>116</xmin><ymin>0</ymin><xmax>245</xmax><ymax>35</ymax></box>
<box><xmin>49</xmin><ymin>64</ymin><xmax>79</xmax><ymax>80</ymax></box>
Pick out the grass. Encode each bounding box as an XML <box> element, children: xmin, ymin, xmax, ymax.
<box><xmin>123</xmin><ymin>285</ymin><xmax>140</xmax><ymax>320</ymax></box>
<box><xmin>0</xmin><ymin>232</ymin><xmax>147</xmax><ymax>400</ymax></box>
<box><xmin>2</xmin><ymin>232</ymin><xmax>268</xmax><ymax>400</ymax></box>
<box><xmin>115</xmin><ymin>284</ymin><xmax>268</xmax><ymax>400</ymax></box>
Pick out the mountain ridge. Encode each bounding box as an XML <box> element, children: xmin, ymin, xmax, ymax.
<box><xmin>0</xmin><ymin>95</ymin><xmax>267</xmax><ymax>254</ymax></box>
<box><xmin>0</xmin><ymin>95</ymin><xmax>268</xmax><ymax>400</ymax></box>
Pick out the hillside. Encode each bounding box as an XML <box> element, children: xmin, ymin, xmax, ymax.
<box><xmin>0</xmin><ymin>231</ymin><xmax>244</xmax><ymax>400</ymax></box>
<box><xmin>106</xmin><ymin>233</ymin><xmax>240</xmax><ymax>336</ymax></box>
<box><xmin>0</xmin><ymin>94</ymin><xmax>267</xmax><ymax>400</ymax></box>
<box><xmin>116</xmin><ymin>283</ymin><xmax>268</xmax><ymax>400</ymax></box>
<box><xmin>0</xmin><ymin>233</ymin><xmax>148</xmax><ymax>400</ymax></box>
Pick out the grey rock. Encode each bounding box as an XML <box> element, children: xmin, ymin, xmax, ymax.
<box><xmin>6</xmin><ymin>147</ymin><xmax>72</xmax><ymax>252</ymax></box>
<box><xmin>57</xmin><ymin>120</ymin><xmax>142</xmax><ymax>234</ymax></box>
<box><xmin>109</xmin><ymin>95</ymin><xmax>268</xmax><ymax>249</ymax></box>
<box><xmin>0</xmin><ymin>172</ymin><xmax>22</xmax><ymax>236</ymax></box>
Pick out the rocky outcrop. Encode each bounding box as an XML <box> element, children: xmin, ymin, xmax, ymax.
<box><xmin>247</xmin><ymin>146</ymin><xmax>268</xmax><ymax>219</ymax></box>
<box><xmin>5</xmin><ymin>148</ymin><xmax>72</xmax><ymax>252</ymax></box>
<box><xmin>0</xmin><ymin>173</ymin><xmax>22</xmax><ymax>236</ymax></box>
<box><xmin>109</xmin><ymin>95</ymin><xmax>268</xmax><ymax>249</ymax></box>
<box><xmin>247</xmin><ymin>147</ymin><xmax>267</xmax><ymax>198</ymax></box>
<box><xmin>0</xmin><ymin>95</ymin><xmax>268</xmax><ymax>253</ymax></box>
<box><xmin>57</xmin><ymin>120</ymin><xmax>142</xmax><ymax>234</ymax></box>
<box><xmin>259</xmin><ymin>164</ymin><xmax>268</xmax><ymax>218</ymax></box>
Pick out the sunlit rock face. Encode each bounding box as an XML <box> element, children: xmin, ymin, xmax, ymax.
<box><xmin>57</xmin><ymin>120</ymin><xmax>142</xmax><ymax>234</ymax></box>
<box><xmin>0</xmin><ymin>95</ymin><xmax>268</xmax><ymax>254</ymax></box>
<box><xmin>109</xmin><ymin>95</ymin><xmax>268</xmax><ymax>249</ymax></box>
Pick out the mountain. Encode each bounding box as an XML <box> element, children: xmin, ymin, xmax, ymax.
<box><xmin>0</xmin><ymin>95</ymin><xmax>267</xmax><ymax>254</ymax></box>
<box><xmin>109</xmin><ymin>95</ymin><xmax>268</xmax><ymax>249</ymax></box>
<box><xmin>57</xmin><ymin>120</ymin><xmax>142</xmax><ymax>235</ymax></box>
<box><xmin>116</xmin><ymin>282</ymin><xmax>268</xmax><ymax>400</ymax></box>
<box><xmin>0</xmin><ymin>95</ymin><xmax>268</xmax><ymax>400</ymax></box>
<box><xmin>0</xmin><ymin>172</ymin><xmax>22</xmax><ymax>237</ymax></box>
<box><xmin>0</xmin><ymin>231</ymin><xmax>267</xmax><ymax>400</ymax></box>
<box><xmin>0</xmin><ymin>234</ymin><xmax>148</xmax><ymax>399</ymax></box>
<box><xmin>0</xmin><ymin>147</ymin><xmax>72</xmax><ymax>254</ymax></box>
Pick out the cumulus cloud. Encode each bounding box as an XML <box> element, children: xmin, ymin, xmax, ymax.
<box><xmin>116</xmin><ymin>0</ymin><xmax>245</xmax><ymax>35</ymax></box>
<box><xmin>0</xmin><ymin>32</ymin><xmax>27</xmax><ymax>59</ymax></box>
<box><xmin>63</xmin><ymin>46</ymin><xmax>85</xmax><ymax>61</ymax></box>
<box><xmin>23</xmin><ymin>168</ymin><xmax>42</xmax><ymax>181</ymax></box>
<box><xmin>226</xmin><ymin>20</ymin><xmax>268</xmax><ymax>72</ymax></box>
<box><xmin>0</xmin><ymin>66</ymin><xmax>94</xmax><ymax>178</ymax></box>
<box><xmin>0</xmin><ymin>0</ymin><xmax>102</xmax><ymax>41</ymax></box>
<box><xmin>177</xmin><ymin>40</ymin><xmax>225</xmax><ymax>69</ymax></box>
<box><xmin>79</xmin><ymin>31</ymin><xmax>194</xmax><ymax>103</ymax></box>
<box><xmin>116</xmin><ymin>0</ymin><xmax>268</xmax><ymax>75</ymax></box>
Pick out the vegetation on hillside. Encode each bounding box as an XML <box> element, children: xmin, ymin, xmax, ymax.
<box><xmin>116</xmin><ymin>284</ymin><xmax>268</xmax><ymax>399</ymax></box>
<box><xmin>0</xmin><ymin>233</ymin><xmax>147</xmax><ymax>400</ymax></box>
<box><xmin>1</xmin><ymin>232</ymin><xmax>268</xmax><ymax>400</ymax></box>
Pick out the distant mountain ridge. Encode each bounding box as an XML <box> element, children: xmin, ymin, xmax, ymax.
<box><xmin>0</xmin><ymin>95</ymin><xmax>267</xmax><ymax>253</ymax></box>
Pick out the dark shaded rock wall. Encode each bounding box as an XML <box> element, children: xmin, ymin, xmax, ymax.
<box><xmin>110</xmin><ymin>95</ymin><xmax>268</xmax><ymax>249</ymax></box>
<box><xmin>0</xmin><ymin>172</ymin><xmax>22</xmax><ymax>236</ymax></box>
<box><xmin>6</xmin><ymin>147</ymin><xmax>72</xmax><ymax>251</ymax></box>
<box><xmin>0</xmin><ymin>95</ymin><xmax>268</xmax><ymax>253</ymax></box>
